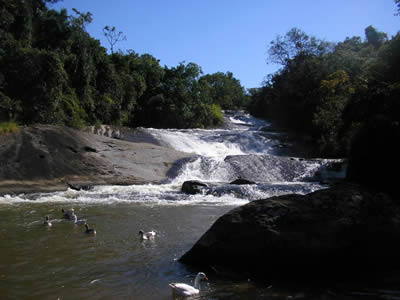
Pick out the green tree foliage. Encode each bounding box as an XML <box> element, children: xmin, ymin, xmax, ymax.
<box><xmin>0</xmin><ymin>0</ymin><xmax>245</xmax><ymax>129</ymax></box>
<box><xmin>199</xmin><ymin>72</ymin><xmax>248</xmax><ymax>109</ymax></box>
<box><xmin>365</xmin><ymin>25</ymin><xmax>388</xmax><ymax>48</ymax></box>
<box><xmin>249</xmin><ymin>26</ymin><xmax>400</xmax><ymax>195</ymax></box>
<box><xmin>268</xmin><ymin>27</ymin><xmax>333</xmax><ymax>66</ymax></box>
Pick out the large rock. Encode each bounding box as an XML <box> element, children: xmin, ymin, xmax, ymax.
<box><xmin>0</xmin><ymin>125</ymin><xmax>193</xmax><ymax>195</ymax></box>
<box><xmin>180</xmin><ymin>184</ymin><xmax>400</xmax><ymax>279</ymax></box>
<box><xmin>229</xmin><ymin>178</ymin><xmax>256</xmax><ymax>185</ymax></box>
<box><xmin>181</xmin><ymin>180</ymin><xmax>208</xmax><ymax>195</ymax></box>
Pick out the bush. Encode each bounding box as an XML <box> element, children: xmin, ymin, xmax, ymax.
<box><xmin>0</xmin><ymin>122</ymin><xmax>19</xmax><ymax>136</ymax></box>
<box><xmin>209</xmin><ymin>104</ymin><xmax>224</xmax><ymax>126</ymax></box>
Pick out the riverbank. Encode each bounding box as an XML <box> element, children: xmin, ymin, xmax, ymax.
<box><xmin>0</xmin><ymin>125</ymin><xmax>193</xmax><ymax>195</ymax></box>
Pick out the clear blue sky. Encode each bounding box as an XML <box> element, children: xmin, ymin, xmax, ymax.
<box><xmin>51</xmin><ymin>0</ymin><xmax>399</xmax><ymax>89</ymax></box>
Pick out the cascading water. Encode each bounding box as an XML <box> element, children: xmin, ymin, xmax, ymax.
<box><xmin>1</xmin><ymin>111</ymin><xmax>331</xmax><ymax>205</ymax></box>
<box><xmin>142</xmin><ymin>111</ymin><xmax>329</xmax><ymax>201</ymax></box>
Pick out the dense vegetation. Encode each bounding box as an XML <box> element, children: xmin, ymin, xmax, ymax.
<box><xmin>248</xmin><ymin>23</ymin><xmax>400</xmax><ymax>195</ymax></box>
<box><xmin>0</xmin><ymin>0</ymin><xmax>248</xmax><ymax>129</ymax></box>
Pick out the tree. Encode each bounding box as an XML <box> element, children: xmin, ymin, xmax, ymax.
<box><xmin>199</xmin><ymin>72</ymin><xmax>247</xmax><ymax>109</ymax></box>
<box><xmin>103</xmin><ymin>25</ymin><xmax>126</xmax><ymax>54</ymax></box>
<box><xmin>365</xmin><ymin>25</ymin><xmax>388</xmax><ymax>48</ymax></box>
<box><xmin>70</xmin><ymin>8</ymin><xmax>92</xmax><ymax>32</ymax></box>
<box><xmin>395</xmin><ymin>0</ymin><xmax>400</xmax><ymax>15</ymax></box>
<box><xmin>268</xmin><ymin>27</ymin><xmax>333</xmax><ymax>66</ymax></box>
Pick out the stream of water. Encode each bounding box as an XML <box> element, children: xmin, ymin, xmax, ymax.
<box><xmin>0</xmin><ymin>112</ymin><xmax>398</xmax><ymax>299</ymax></box>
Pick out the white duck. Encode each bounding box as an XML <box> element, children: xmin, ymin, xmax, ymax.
<box><xmin>72</xmin><ymin>214</ymin><xmax>86</xmax><ymax>225</ymax></box>
<box><xmin>43</xmin><ymin>216</ymin><xmax>52</xmax><ymax>227</ymax></box>
<box><xmin>138</xmin><ymin>230</ymin><xmax>156</xmax><ymax>240</ymax></box>
<box><xmin>169</xmin><ymin>272</ymin><xmax>208</xmax><ymax>297</ymax></box>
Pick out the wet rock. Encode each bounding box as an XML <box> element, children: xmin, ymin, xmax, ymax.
<box><xmin>67</xmin><ymin>183</ymin><xmax>93</xmax><ymax>191</ymax></box>
<box><xmin>312</xmin><ymin>160</ymin><xmax>347</xmax><ymax>184</ymax></box>
<box><xmin>180</xmin><ymin>184</ymin><xmax>400</xmax><ymax>279</ymax></box>
<box><xmin>229</xmin><ymin>178</ymin><xmax>256</xmax><ymax>185</ymax></box>
<box><xmin>181</xmin><ymin>180</ymin><xmax>208</xmax><ymax>195</ymax></box>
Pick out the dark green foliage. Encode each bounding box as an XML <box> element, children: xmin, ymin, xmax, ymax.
<box><xmin>0</xmin><ymin>0</ymin><xmax>246</xmax><ymax>129</ymax></box>
<box><xmin>249</xmin><ymin>26</ymin><xmax>400</xmax><ymax>195</ymax></box>
<box><xmin>347</xmin><ymin>117</ymin><xmax>400</xmax><ymax>196</ymax></box>
<box><xmin>365</xmin><ymin>25</ymin><xmax>388</xmax><ymax>48</ymax></box>
<box><xmin>199</xmin><ymin>72</ymin><xmax>248</xmax><ymax>109</ymax></box>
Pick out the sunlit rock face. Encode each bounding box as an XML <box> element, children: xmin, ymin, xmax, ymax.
<box><xmin>180</xmin><ymin>184</ymin><xmax>400</xmax><ymax>280</ymax></box>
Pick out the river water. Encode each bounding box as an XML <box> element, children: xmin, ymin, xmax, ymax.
<box><xmin>0</xmin><ymin>112</ymin><xmax>398</xmax><ymax>299</ymax></box>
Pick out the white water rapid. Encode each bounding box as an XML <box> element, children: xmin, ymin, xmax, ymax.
<box><xmin>1</xmin><ymin>111</ymin><xmax>336</xmax><ymax>206</ymax></box>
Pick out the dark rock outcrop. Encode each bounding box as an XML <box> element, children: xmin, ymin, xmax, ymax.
<box><xmin>67</xmin><ymin>183</ymin><xmax>93</xmax><ymax>191</ymax></box>
<box><xmin>229</xmin><ymin>178</ymin><xmax>256</xmax><ymax>185</ymax></box>
<box><xmin>180</xmin><ymin>184</ymin><xmax>400</xmax><ymax>279</ymax></box>
<box><xmin>181</xmin><ymin>180</ymin><xmax>208</xmax><ymax>195</ymax></box>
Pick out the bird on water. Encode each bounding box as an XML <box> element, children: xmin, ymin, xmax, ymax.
<box><xmin>138</xmin><ymin>230</ymin><xmax>156</xmax><ymax>240</ymax></box>
<box><xmin>43</xmin><ymin>216</ymin><xmax>52</xmax><ymax>227</ymax></box>
<box><xmin>61</xmin><ymin>208</ymin><xmax>75</xmax><ymax>220</ymax></box>
<box><xmin>85</xmin><ymin>223</ymin><xmax>96</xmax><ymax>235</ymax></box>
<box><xmin>169</xmin><ymin>272</ymin><xmax>208</xmax><ymax>297</ymax></box>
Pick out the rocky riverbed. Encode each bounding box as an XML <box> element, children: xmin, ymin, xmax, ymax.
<box><xmin>0</xmin><ymin>125</ymin><xmax>193</xmax><ymax>195</ymax></box>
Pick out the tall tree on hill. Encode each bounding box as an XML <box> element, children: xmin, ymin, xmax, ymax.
<box><xmin>103</xmin><ymin>26</ymin><xmax>126</xmax><ymax>54</ymax></box>
<box><xmin>365</xmin><ymin>25</ymin><xmax>388</xmax><ymax>48</ymax></box>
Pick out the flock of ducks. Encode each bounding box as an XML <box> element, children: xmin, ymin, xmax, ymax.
<box><xmin>42</xmin><ymin>208</ymin><xmax>95</xmax><ymax>234</ymax></box>
<box><xmin>42</xmin><ymin>208</ymin><xmax>208</xmax><ymax>297</ymax></box>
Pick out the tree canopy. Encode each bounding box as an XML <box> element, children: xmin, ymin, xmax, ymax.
<box><xmin>248</xmin><ymin>25</ymin><xmax>400</xmax><ymax>196</ymax></box>
<box><xmin>0</xmin><ymin>0</ymin><xmax>248</xmax><ymax>129</ymax></box>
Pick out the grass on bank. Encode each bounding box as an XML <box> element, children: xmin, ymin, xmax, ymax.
<box><xmin>0</xmin><ymin>122</ymin><xmax>20</xmax><ymax>136</ymax></box>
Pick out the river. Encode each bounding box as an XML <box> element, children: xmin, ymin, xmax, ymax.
<box><xmin>0</xmin><ymin>112</ymin><xmax>398</xmax><ymax>299</ymax></box>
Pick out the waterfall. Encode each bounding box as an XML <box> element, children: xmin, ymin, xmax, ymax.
<box><xmin>1</xmin><ymin>112</ymin><xmax>337</xmax><ymax>205</ymax></box>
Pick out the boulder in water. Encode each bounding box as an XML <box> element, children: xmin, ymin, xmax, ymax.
<box><xmin>180</xmin><ymin>184</ymin><xmax>400</xmax><ymax>279</ymax></box>
<box><xmin>229</xmin><ymin>178</ymin><xmax>256</xmax><ymax>185</ymax></box>
<box><xmin>68</xmin><ymin>183</ymin><xmax>93</xmax><ymax>191</ymax></box>
<box><xmin>181</xmin><ymin>180</ymin><xmax>208</xmax><ymax>195</ymax></box>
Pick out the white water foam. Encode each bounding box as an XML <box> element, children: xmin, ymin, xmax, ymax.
<box><xmin>229</xmin><ymin>116</ymin><xmax>248</xmax><ymax>125</ymax></box>
<box><xmin>169</xmin><ymin>157</ymin><xmax>234</xmax><ymax>184</ymax></box>
<box><xmin>0</xmin><ymin>184</ymin><xmax>248</xmax><ymax>207</ymax></box>
<box><xmin>146</xmin><ymin>128</ymin><xmax>244</xmax><ymax>158</ymax></box>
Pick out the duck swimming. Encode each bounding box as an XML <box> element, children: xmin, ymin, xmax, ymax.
<box><xmin>138</xmin><ymin>230</ymin><xmax>156</xmax><ymax>240</ymax></box>
<box><xmin>72</xmin><ymin>214</ymin><xmax>86</xmax><ymax>225</ymax></box>
<box><xmin>61</xmin><ymin>208</ymin><xmax>74</xmax><ymax>220</ymax></box>
<box><xmin>85</xmin><ymin>224</ymin><xmax>96</xmax><ymax>235</ymax></box>
<box><xmin>169</xmin><ymin>272</ymin><xmax>208</xmax><ymax>297</ymax></box>
<box><xmin>43</xmin><ymin>216</ymin><xmax>52</xmax><ymax>227</ymax></box>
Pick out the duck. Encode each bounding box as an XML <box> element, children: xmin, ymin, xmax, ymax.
<box><xmin>138</xmin><ymin>230</ymin><xmax>156</xmax><ymax>240</ymax></box>
<box><xmin>61</xmin><ymin>208</ymin><xmax>75</xmax><ymax>220</ymax></box>
<box><xmin>72</xmin><ymin>214</ymin><xmax>87</xmax><ymax>225</ymax></box>
<box><xmin>85</xmin><ymin>223</ymin><xmax>96</xmax><ymax>235</ymax></box>
<box><xmin>169</xmin><ymin>272</ymin><xmax>208</xmax><ymax>297</ymax></box>
<box><xmin>43</xmin><ymin>216</ymin><xmax>52</xmax><ymax>227</ymax></box>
